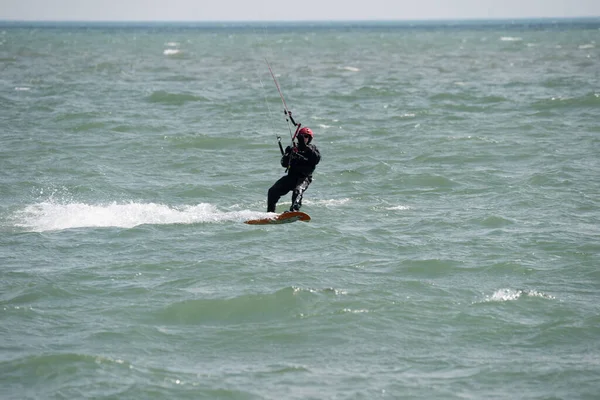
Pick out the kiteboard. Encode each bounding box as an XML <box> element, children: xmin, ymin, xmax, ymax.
<box><xmin>245</xmin><ymin>211</ymin><xmax>311</xmax><ymax>225</ymax></box>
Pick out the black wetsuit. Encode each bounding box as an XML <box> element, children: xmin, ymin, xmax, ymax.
<box><xmin>267</xmin><ymin>141</ymin><xmax>321</xmax><ymax>213</ymax></box>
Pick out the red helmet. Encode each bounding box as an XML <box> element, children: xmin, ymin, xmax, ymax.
<box><xmin>298</xmin><ymin>127</ymin><xmax>313</xmax><ymax>141</ymax></box>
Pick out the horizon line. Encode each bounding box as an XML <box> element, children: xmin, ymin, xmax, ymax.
<box><xmin>1</xmin><ymin>16</ymin><xmax>599</xmax><ymax>24</ymax></box>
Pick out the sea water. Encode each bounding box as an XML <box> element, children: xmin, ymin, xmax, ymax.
<box><xmin>1</xmin><ymin>19</ymin><xmax>600</xmax><ymax>399</ymax></box>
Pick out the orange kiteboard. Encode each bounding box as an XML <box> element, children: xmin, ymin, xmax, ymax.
<box><xmin>245</xmin><ymin>211</ymin><xmax>311</xmax><ymax>225</ymax></box>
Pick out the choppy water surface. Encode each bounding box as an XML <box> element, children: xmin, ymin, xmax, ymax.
<box><xmin>1</xmin><ymin>19</ymin><xmax>600</xmax><ymax>399</ymax></box>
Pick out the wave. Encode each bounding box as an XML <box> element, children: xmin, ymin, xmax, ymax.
<box><xmin>484</xmin><ymin>288</ymin><xmax>555</xmax><ymax>302</ymax></box>
<box><xmin>500</xmin><ymin>36</ymin><xmax>523</xmax><ymax>42</ymax></box>
<box><xmin>12</xmin><ymin>201</ymin><xmax>270</xmax><ymax>232</ymax></box>
<box><xmin>146</xmin><ymin>90</ymin><xmax>209</xmax><ymax>105</ymax></box>
<box><xmin>0</xmin><ymin>352</ymin><xmax>134</xmax><ymax>398</ymax></box>
<box><xmin>153</xmin><ymin>286</ymin><xmax>344</xmax><ymax>325</ymax></box>
<box><xmin>383</xmin><ymin>205</ymin><xmax>410</xmax><ymax>211</ymax></box>
<box><xmin>430</xmin><ymin>92</ymin><xmax>508</xmax><ymax>104</ymax></box>
<box><xmin>531</xmin><ymin>93</ymin><xmax>600</xmax><ymax>109</ymax></box>
<box><xmin>0</xmin><ymin>352</ymin><xmax>131</xmax><ymax>377</ymax></box>
<box><xmin>469</xmin><ymin>215</ymin><xmax>515</xmax><ymax>228</ymax></box>
<box><xmin>578</xmin><ymin>43</ymin><xmax>595</xmax><ymax>49</ymax></box>
<box><xmin>154</xmin><ymin>74</ymin><xmax>199</xmax><ymax>82</ymax></box>
<box><xmin>305</xmin><ymin>198</ymin><xmax>351</xmax><ymax>207</ymax></box>
<box><xmin>163</xmin><ymin>48</ymin><xmax>183</xmax><ymax>56</ymax></box>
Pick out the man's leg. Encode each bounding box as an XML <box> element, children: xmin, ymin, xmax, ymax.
<box><xmin>267</xmin><ymin>175</ymin><xmax>295</xmax><ymax>212</ymax></box>
<box><xmin>290</xmin><ymin>176</ymin><xmax>312</xmax><ymax>211</ymax></box>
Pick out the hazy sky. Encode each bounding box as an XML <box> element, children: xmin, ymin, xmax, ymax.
<box><xmin>2</xmin><ymin>0</ymin><xmax>600</xmax><ymax>21</ymax></box>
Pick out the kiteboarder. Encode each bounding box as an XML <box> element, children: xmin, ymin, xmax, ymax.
<box><xmin>267</xmin><ymin>127</ymin><xmax>320</xmax><ymax>213</ymax></box>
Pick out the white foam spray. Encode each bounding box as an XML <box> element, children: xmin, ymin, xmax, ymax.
<box><xmin>14</xmin><ymin>201</ymin><xmax>269</xmax><ymax>232</ymax></box>
<box><xmin>485</xmin><ymin>288</ymin><xmax>555</xmax><ymax>302</ymax></box>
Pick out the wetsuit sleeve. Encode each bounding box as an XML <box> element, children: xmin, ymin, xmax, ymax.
<box><xmin>280</xmin><ymin>146</ymin><xmax>292</xmax><ymax>168</ymax></box>
<box><xmin>299</xmin><ymin>144</ymin><xmax>320</xmax><ymax>166</ymax></box>
<box><xmin>308</xmin><ymin>145</ymin><xmax>321</xmax><ymax>165</ymax></box>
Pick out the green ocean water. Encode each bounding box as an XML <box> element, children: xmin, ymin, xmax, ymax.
<box><xmin>1</xmin><ymin>19</ymin><xmax>600</xmax><ymax>399</ymax></box>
